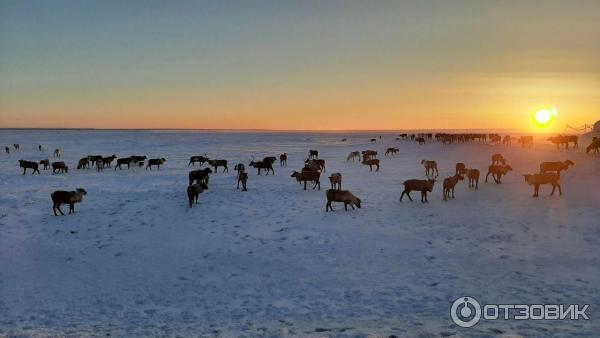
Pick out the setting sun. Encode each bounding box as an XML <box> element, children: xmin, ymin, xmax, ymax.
<box><xmin>533</xmin><ymin>107</ymin><xmax>558</xmax><ymax>128</ymax></box>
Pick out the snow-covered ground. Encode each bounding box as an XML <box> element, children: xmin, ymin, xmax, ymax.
<box><xmin>1</xmin><ymin>129</ymin><xmax>599</xmax><ymax>337</ymax></box>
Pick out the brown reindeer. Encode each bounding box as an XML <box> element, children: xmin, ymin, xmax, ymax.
<box><xmin>586</xmin><ymin>138</ymin><xmax>600</xmax><ymax>154</ymax></box>
<box><xmin>329</xmin><ymin>172</ymin><xmax>342</xmax><ymax>190</ymax></box>
<box><xmin>443</xmin><ymin>174</ymin><xmax>463</xmax><ymax>201</ymax></box>
<box><xmin>291</xmin><ymin>170</ymin><xmax>321</xmax><ymax>190</ymax></box>
<box><xmin>491</xmin><ymin>154</ymin><xmax>506</xmax><ymax>165</ymax></box>
<box><xmin>189</xmin><ymin>168</ymin><xmax>212</xmax><ymax>186</ymax></box>
<box><xmin>187</xmin><ymin>183</ymin><xmax>208</xmax><ymax>207</ymax></box>
<box><xmin>52</xmin><ymin>161</ymin><xmax>69</xmax><ymax>174</ymax></box>
<box><xmin>54</xmin><ymin>149</ymin><xmax>61</xmax><ymax>157</ymax></box>
<box><xmin>485</xmin><ymin>164</ymin><xmax>512</xmax><ymax>184</ymax></box>
<box><xmin>362</xmin><ymin>158</ymin><xmax>380</xmax><ymax>171</ymax></box>
<box><xmin>539</xmin><ymin>160</ymin><xmax>574</xmax><ymax>178</ymax></box>
<box><xmin>188</xmin><ymin>155</ymin><xmax>209</xmax><ymax>167</ymax></box>
<box><xmin>249</xmin><ymin>160</ymin><xmax>274</xmax><ymax>175</ymax></box>
<box><xmin>308</xmin><ymin>150</ymin><xmax>319</xmax><ymax>159</ymax></box>
<box><xmin>88</xmin><ymin>155</ymin><xmax>103</xmax><ymax>166</ymax></box>
<box><xmin>548</xmin><ymin>135</ymin><xmax>578</xmax><ymax>149</ymax></box>
<box><xmin>385</xmin><ymin>148</ymin><xmax>399</xmax><ymax>156</ymax></box>
<box><xmin>115</xmin><ymin>157</ymin><xmax>133</xmax><ymax>170</ymax></box>
<box><xmin>77</xmin><ymin>157</ymin><xmax>90</xmax><ymax>169</ymax></box>
<box><xmin>523</xmin><ymin>173</ymin><xmax>562</xmax><ymax>197</ymax></box>
<box><xmin>51</xmin><ymin>188</ymin><xmax>87</xmax><ymax>216</ymax></box>
<box><xmin>400</xmin><ymin>179</ymin><xmax>436</xmax><ymax>203</ymax></box>
<box><xmin>279</xmin><ymin>153</ymin><xmax>287</xmax><ymax>166</ymax></box>
<box><xmin>421</xmin><ymin>160</ymin><xmax>438</xmax><ymax>177</ymax></box>
<box><xmin>208</xmin><ymin>159</ymin><xmax>228</xmax><ymax>173</ymax></box>
<box><xmin>465</xmin><ymin>169</ymin><xmax>480</xmax><ymax>189</ymax></box>
<box><xmin>237</xmin><ymin>171</ymin><xmax>248</xmax><ymax>191</ymax></box>
<box><xmin>146</xmin><ymin>158</ymin><xmax>166</xmax><ymax>170</ymax></box>
<box><xmin>39</xmin><ymin>159</ymin><xmax>50</xmax><ymax>170</ymax></box>
<box><xmin>101</xmin><ymin>155</ymin><xmax>117</xmax><ymax>168</ymax></box>
<box><xmin>325</xmin><ymin>189</ymin><xmax>361</xmax><ymax>212</ymax></box>
<box><xmin>347</xmin><ymin>151</ymin><xmax>360</xmax><ymax>162</ymax></box>
<box><xmin>19</xmin><ymin>160</ymin><xmax>40</xmax><ymax>175</ymax></box>
<box><xmin>305</xmin><ymin>159</ymin><xmax>325</xmax><ymax>172</ymax></box>
<box><xmin>518</xmin><ymin>136</ymin><xmax>533</xmax><ymax>148</ymax></box>
<box><xmin>455</xmin><ymin>162</ymin><xmax>466</xmax><ymax>176</ymax></box>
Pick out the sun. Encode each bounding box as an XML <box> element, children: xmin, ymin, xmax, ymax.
<box><xmin>533</xmin><ymin>107</ymin><xmax>558</xmax><ymax>128</ymax></box>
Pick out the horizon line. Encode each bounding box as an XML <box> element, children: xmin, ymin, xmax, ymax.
<box><xmin>0</xmin><ymin>127</ymin><xmax>548</xmax><ymax>133</ymax></box>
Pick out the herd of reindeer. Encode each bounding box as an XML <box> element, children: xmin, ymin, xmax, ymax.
<box><xmin>5</xmin><ymin>133</ymin><xmax>600</xmax><ymax>216</ymax></box>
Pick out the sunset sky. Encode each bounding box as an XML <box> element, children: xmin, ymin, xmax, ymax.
<box><xmin>1</xmin><ymin>0</ymin><xmax>598</xmax><ymax>131</ymax></box>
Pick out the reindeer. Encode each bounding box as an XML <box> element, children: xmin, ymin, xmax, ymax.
<box><xmin>88</xmin><ymin>155</ymin><xmax>103</xmax><ymax>166</ymax></box>
<box><xmin>39</xmin><ymin>159</ymin><xmax>50</xmax><ymax>170</ymax></box>
<box><xmin>539</xmin><ymin>160</ymin><xmax>574</xmax><ymax>178</ymax></box>
<box><xmin>77</xmin><ymin>157</ymin><xmax>90</xmax><ymax>169</ymax></box>
<box><xmin>237</xmin><ymin>171</ymin><xmax>248</xmax><ymax>191</ymax></box>
<box><xmin>189</xmin><ymin>155</ymin><xmax>209</xmax><ymax>167</ymax></box>
<box><xmin>455</xmin><ymin>162</ymin><xmax>466</xmax><ymax>176</ymax></box>
<box><xmin>5</xmin><ymin>146</ymin><xmax>9</xmax><ymax>154</ymax></box>
<box><xmin>305</xmin><ymin>159</ymin><xmax>325</xmax><ymax>172</ymax></box>
<box><xmin>115</xmin><ymin>157</ymin><xmax>133</xmax><ymax>170</ymax></box>
<box><xmin>188</xmin><ymin>168</ymin><xmax>212</xmax><ymax>186</ymax></box>
<box><xmin>443</xmin><ymin>174</ymin><xmax>463</xmax><ymax>201</ymax></box>
<box><xmin>51</xmin><ymin>188</ymin><xmax>87</xmax><ymax>216</ymax></box>
<box><xmin>586</xmin><ymin>138</ymin><xmax>600</xmax><ymax>154</ymax></box>
<box><xmin>421</xmin><ymin>160</ymin><xmax>438</xmax><ymax>177</ymax></box>
<box><xmin>485</xmin><ymin>164</ymin><xmax>512</xmax><ymax>184</ymax></box>
<box><xmin>234</xmin><ymin>163</ymin><xmax>245</xmax><ymax>176</ymax></box>
<box><xmin>19</xmin><ymin>160</ymin><xmax>40</xmax><ymax>175</ymax></box>
<box><xmin>518</xmin><ymin>136</ymin><xmax>533</xmax><ymax>148</ymax></box>
<box><xmin>491</xmin><ymin>154</ymin><xmax>506</xmax><ymax>165</ymax></box>
<box><xmin>329</xmin><ymin>173</ymin><xmax>342</xmax><ymax>190</ymax></box>
<box><xmin>347</xmin><ymin>151</ymin><xmax>360</xmax><ymax>162</ymax></box>
<box><xmin>249</xmin><ymin>160</ymin><xmax>274</xmax><ymax>175</ymax></box>
<box><xmin>362</xmin><ymin>158</ymin><xmax>380</xmax><ymax>171</ymax></box>
<box><xmin>101</xmin><ymin>155</ymin><xmax>117</xmax><ymax>168</ymax></box>
<box><xmin>13</xmin><ymin>144</ymin><xmax>20</xmax><ymax>151</ymax></box>
<box><xmin>465</xmin><ymin>169</ymin><xmax>480</xmax><ymax>189</ymax></box>
<box><xmin>52</xmin><ymin>161</ymin><xmax>68</xmax><ymax>174</ymax></box>
<box><xmin>308</xmin><ymin>150</ymin><xmax>319</xmax><ymax>159</ymax></box>
<box><xmin>400</xmin><ymin>179</ymin><xmax>435</xmax><ymax>203</ymax></box>
<box><xmin>385</xmin><ymin>148</ymin><xmax>399</xmax><ymax>156</ymax></box>
<box><xmin>523</xmin><ymin>173</ymin><xmax>562</xmax><ymax>197</ymax></box>
<box><xmin>291</xmin><ymin>171</ymin><xmax>321</xmax><ymax>190</ymax></box>
<box><xmin>279</xmin><ymin>153</ymin><xmax>287</xmax><ymax>166</ymax></box>
<box><xmin>208</xmin><ymin>159</ymin><xmax>228</xmax><ymax>173</ymax></box>
<box><xmin>54</xmin><ymin>149</ymin><xmax>61</xmax><ymax>157</ymax></box>
<box><xmin>325</xmin><ymin>190</ymin><xmax>361</xmax><ymax>212</ymax></box>
<box><xmin>187</xmin><ymin>183</ymin><xmax>208</xmax><ymax>208</ymax></box>
<box><xmin>146</xmin><ymin>158</ymin><xmax>166</xmax><ymax>170</ymax></box>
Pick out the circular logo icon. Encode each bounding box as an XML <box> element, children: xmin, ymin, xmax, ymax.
<box><xmin>451</xmin><ymin>296</ymin><xmax>481</xmax><ymax>328</ymax></box>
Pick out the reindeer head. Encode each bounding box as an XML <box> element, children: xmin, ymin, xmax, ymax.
<box><xmin>76</xmin><ymin>188</ymin><xmax>87</xmax><ymax>195</ymax></box>
<box><xmin>565</xmin><ymin>160</ymin><xmax>574</xmax><ymax>167</ymax></box>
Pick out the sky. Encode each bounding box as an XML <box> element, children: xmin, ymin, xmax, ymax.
<box><xmin>0</xmin><ymin>0</ymin><xmax>599</xmax><ymax>131</ymax></box>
